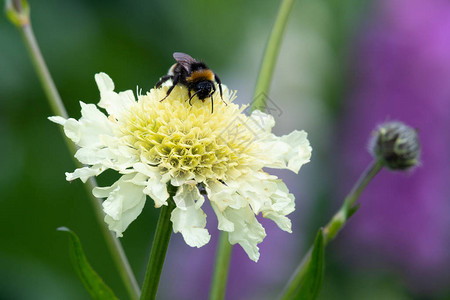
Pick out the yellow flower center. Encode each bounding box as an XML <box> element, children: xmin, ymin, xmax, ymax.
<box><xmin>118</xmin><ymin>85</ymin><xmax>260</xmax><ymax>182</ymax></box>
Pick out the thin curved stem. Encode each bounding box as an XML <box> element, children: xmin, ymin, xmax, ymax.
<box><xmin>207</xmin><ymin>1</ymin><xmax>297</xmax><ymax>298</ymax></box>
<box><xmin>209</xmin><ymin>232</ymin><xmax>233</xmax><ymax>300</ymax></box>
<box><xmin>140</xmin><ymin>198</ymin><xmax>176</xmax><ymax>300</ymax></box>
<box><xmin>279</xmin><ymin>160</ymin><xmax>383</xmax><ymax>300</ymax></box>
<box><xmin>9</xmin><ymin>4</ymin><xmax>140</xmax><ymax>299</ymax></box>
<box><xmin>324</xmin><ymin>160</ymin><xmax>383</xmax><ymax>242</ymax></box>
<box><xmin>251</xmin><ymin>0</ymin><xmax>296</xmax><ymax>112</ymax></box>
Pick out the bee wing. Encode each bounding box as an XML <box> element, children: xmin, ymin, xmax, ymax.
<box><xmin>173</xmin><ymin>52</ymin><xmax>196</xmax><ymax>73</ymax></box>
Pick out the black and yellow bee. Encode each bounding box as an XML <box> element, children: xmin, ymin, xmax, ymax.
<box><xmin>155</xmin><ymin>52</ymin><xmax>224</xmax><ymax>113</ymax></box>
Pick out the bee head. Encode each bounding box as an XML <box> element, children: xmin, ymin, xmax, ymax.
<box><xmin>194</xmin><ymin>81</ymin><xmax>214</xmax><ymax>99</ymax></box>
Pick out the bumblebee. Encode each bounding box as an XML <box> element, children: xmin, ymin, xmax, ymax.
<box><xmin>155</xmin><ymin>52</ymin><xmax>224</xmax><ymax>113</ymax></box>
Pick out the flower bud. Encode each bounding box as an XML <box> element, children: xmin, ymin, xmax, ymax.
<box><xmin>5</xmin><ymin>0</ymin><xmax>30</xmax><ymax>28</ymax></box>
<box><xmin>370</xmin><ymin>121</ymin><xmax>420</xmax><ymax>170</ymax></box>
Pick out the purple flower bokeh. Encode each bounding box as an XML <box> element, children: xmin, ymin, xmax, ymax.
<box><xmin>340</xmin><ymin>0</ymin><xmax>450</xmax><ymax>292</ymax></box>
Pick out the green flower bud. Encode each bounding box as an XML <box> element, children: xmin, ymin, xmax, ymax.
<box><xmin>370</xmin><ymin>121</ymin><xmax>420</xmax><ymax>170</ymax></box>
<box><xmin>5</xmin><ymin>0</ymin><xmax>30</xmax><ymax>28</ymax></box>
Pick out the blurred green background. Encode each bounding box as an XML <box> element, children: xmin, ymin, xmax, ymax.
<box><xmin>2</xmin><ymin>0</ymin><xmax>450</xmax><ymax>299</ymax></box>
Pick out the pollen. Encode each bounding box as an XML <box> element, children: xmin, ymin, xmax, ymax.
<box><xmin>118</xmin><ymin>84</ymin><xmax>258</xmax><ymax>183</ymax></box>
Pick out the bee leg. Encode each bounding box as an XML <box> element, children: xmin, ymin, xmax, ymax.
<box><xmin>160</xmin><ymin>74</ymin><xmax>180</xmax><ymax>102</ymax></box>
<box><xmin>211</xmin><ymin>93</ymin><xmax>214</xmax><ymax>113</ymax></box>
<box><xmin>155</xmin><ymin>75</ymin><xmax>172</xmax><ymax>89</ymax></box>
<box><xmin>160</xmin><ymin>85</ymin><xmax>174</xmax><ymax>102</ymax></box>
<box><xmin>210</xmin><ymin>85</ymin><xmax>216</xmax><ymax>113</ymax></box>
<box><xmin>188</xmin><ymin>90</ymin><xmax>200</xmax><ymax>106</ymax></box>
<box><xmin>214</xmin><ymin>74</ymin><xmax>227</xmax><ymax>106</ymax></box>
<box><xmin>187</xmin><ymin>88</ymin><xmax>192</xmax><ymax>101</ymax></box>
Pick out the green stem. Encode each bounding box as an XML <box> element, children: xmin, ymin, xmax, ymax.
<box><xmin>250</xmin><ymin>0</ymin><xmax>296</xmax><ymax>112</ymax></box>
<box><xmin>140</xmin><ymin>197</ymin><xmax>176</xmax><ymax>300</ymax></box>
<box><xmin>85</xmin><ymin>177</ymin><xmax>140</xmax><ymax>300</ymax></box>
<box><xmin>21</xmin><ymin>24</ymin><xmax>68</xmax><ymax>118</ymax></box>
<box><xmin>207</xmin><ymin>0</ymin><xmax>296</xmax><ymax>297</ymax></box>
<box><xmin>279</xmin><ymin>160</ymin><xmax>383</xmax><ymax>300</ymax></box>
<box><xmin>10</xmin><ymin>7</ymin><xmax>140</xmax><ymax>300</ymax></box>
<box><xmin>209</xmin><ymin>232</ymin><xmax>233</xmax><ymax>300</ymax></box>
<box><xmin>324</xmin><ymin>160</ymin><xmax>383</xmax><ymax>242</ymax></box>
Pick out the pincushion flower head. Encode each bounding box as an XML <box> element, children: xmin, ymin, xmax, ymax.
<box><xmin>49</xmin><ymin>72</ymin><xmax>312</xmax><ymax>262</ymax></box>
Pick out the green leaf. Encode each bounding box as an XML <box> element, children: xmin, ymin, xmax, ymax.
<box><xmin>58</xmin><ymin>227</ymin><xmax>119</xmax><ymax>300</ymax></box>
<box><xmin>295</xmin><ymin>228</ymin><xmax>325</xmax><ymax>300</ymax></box>
<box><xmin>347</xmin><ymin>203</ymin><xmax>361</xmax><ymax>219</ymax></box>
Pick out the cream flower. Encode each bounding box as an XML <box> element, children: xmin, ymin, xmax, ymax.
<box><xmin>50</xmin><ymin>73</ymin><xmax>312</xmax><ymax>262</ymax></box>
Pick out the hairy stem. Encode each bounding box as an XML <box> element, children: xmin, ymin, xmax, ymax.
<box><xmin>209</xmin><ymin>232</ymin><xmax>233</xmax><ymax>300</ymax></box>
<box><xmin>251</xmin><ymin>0</ymin><xmax>296</xmax><ymax>112</ymax></box>
<box><xmin>8</xmin><ymin>3</ymin><xmax>140</xmax><ymax>298</ymax></box>
<box><xmin>140</xmin><ymin>197</ymin><xmax>176</xmax><ymax>300</ymax></box>
<box><xmin>279</xmin><ymin>160</ymin><xmax>383</xmax><ymax>300</ymax></box>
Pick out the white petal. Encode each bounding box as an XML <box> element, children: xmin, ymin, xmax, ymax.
<box><xmin>50</xmin><ymin>102</ymin><xmax>114</xmax><ymax>149</ymax></box>
<box><xmin>65</xmin><ymin>165</ymin><xmax>104</xmax><ymax>183</ymax></box>
<box><xmin>93</xmin><ymin>174</ymin><xmax>146</xmax><ymax>237</ymax></box>
<box><xmin>211</xmin><ymin>202</ymin><xmax>234</xmax><ymax>232</ymax></box>
<box><xmin>263</xmin><ymin>212</ymin><xmax>292</xmax><ymax>233</ymax></box>
<box><xmin>247</xmin><ymin>110</ymin><xmax>312</xmax><ymax>173</ymax></box>
<box><xmin>100</xmin><ymin>135</ymin><xmax>138</xmax><ymax>171</ymax></box>
<box><xmin>173</xmin><ymin>184</ymin><xmax>204</xmax><ymax>209</ymax></box>
<box><xmin>71</xmin><ymin>139</ymin><xmax>135</xmax><ymax>174</ymax></box>
<box><xmin>48</xmin><ymin>116</ymin><xmax>66</xmax><ymax>125</ymax></box>
<box><xmin>133</xmin><ymin>163</ymin><xmax>169</xmax><ymax>207</ymax></box>
<box><xmin>74</xmin><ymin>147</ymin><xmax>111</xmax><ymax>165</ymax></box>
<box><xmin>261</xmin><ymin>180</ymin><xmax>295</xmax><ymax>232</ymax></box>
<box><xmin>77</xmin><ymin>102</ymin><xmax>115</xmax><ymax>147</ymax></box>
<box><xmin>205</xmin><ymin>180</ymin><xmax>246</xmax><ymax>211</ymax></box>
<box><xmin>224</xmin><ymin>206</ymin><xmax>266</xmax><ymax>262</ymax></box>
<box><xmin>228</xmin><ymin>173</ymin><xmax>278</xmax><ymax>214</ymax></box>
<box><xmin>55</xmin><ymin>118</ymin><xmax>81</xmax><ymax>144</ymax></box>
<box><xmin>95</xmin><ymin>73</ymin><xmax>136</xmax><ymax>119</ymax></box>
<box><xmin>248</xmin><ymin>110</ymin><xmax>276</xmax><ymax>133</ymax></box>
<box><xmin>270</xmin><ymin>181</ymin><xmax>295</xmax><ymax>214</ymax></box>
<box><xmin>95</xmin><ymin>72</ymin><xmax>115</xmax><ymax>92</ymax></box>
<box><xmin>229</xmin><ymin>172</ymin><xmax>296</xmax><ymax>233</ymax></box>
<box><xmin>171</xmin><ymin>186</ymin><xmax>210</xmax><ymax>248</ymax></box>
<box><xmin>170</xmin><ymin>173</ymin><xmax>191</xmax><ymax>187</ymax></box>
<box><xmin>260</xmin><ymin>130</ymin><xmax>312</xmax><ymax>173</ymax></box>
<box><xmin>50</xmin><ymin>103</ymin><xmax>131</xmax><ymax>175</ymax></box>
